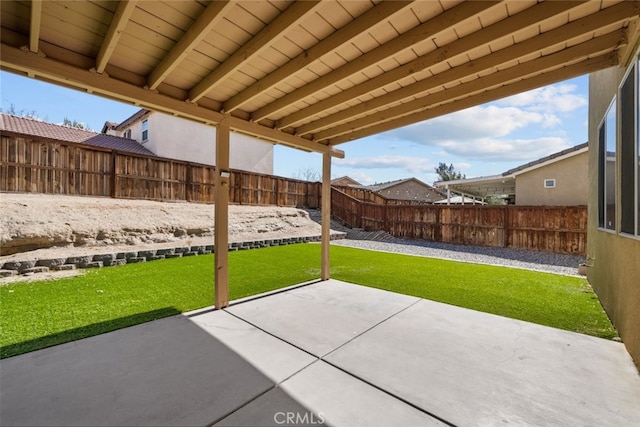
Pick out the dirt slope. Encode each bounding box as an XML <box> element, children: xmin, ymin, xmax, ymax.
<box><xmin>1</xmin><ymin>193</ymin><xmax>323</xmax><ymax>256</ymax></box>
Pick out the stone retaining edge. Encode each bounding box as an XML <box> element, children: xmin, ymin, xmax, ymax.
<box><xmin>0</xmin><ymin>233</ymin><xmax>347</xmax><ymax>275</ymax></box>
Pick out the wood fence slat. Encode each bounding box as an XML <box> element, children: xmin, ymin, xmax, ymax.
<box><xmin>331</xmin><ymin>187</ymin><xmax>587</xmax><ymax>255</ymax></box>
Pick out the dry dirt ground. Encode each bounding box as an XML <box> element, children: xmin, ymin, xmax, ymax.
<box><xmin>1</xmin><ymin>193</ymin><xmax>326</xmax><ymax>266</ymax></box>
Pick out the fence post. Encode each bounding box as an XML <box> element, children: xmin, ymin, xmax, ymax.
<box><xmin>110</xmin><ymin>151</ymin><xmax>117</xmax><ymax>199</ymax></box>
<box><xmin>503</xmin><ymin>206</ymin><xmax>510</xmax><ymax>248</ymax></box>
<box><xmin>186</xmin><ymin>163</ymin><xmax>192</xmax><ymax>202</ymax></box>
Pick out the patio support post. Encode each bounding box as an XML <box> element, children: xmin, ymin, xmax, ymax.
<box><xmin>321</xmin><ymin>150</ymin><xmax>331</xmax><ymax>280</ymax></box>
<box><xmin>215</xmin><ymin>118</ymin><xmax>230</xmax><ymax>308</ymax></box>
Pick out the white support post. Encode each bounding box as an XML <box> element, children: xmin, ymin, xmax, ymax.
<box><xmin>321</xmin><ymin>150</ymin><xmax>331</xmax><ymax>280</ymax></box>
<box><xmin>215</xmin><ymin>119</ymin><xmax>230</xmax><ymax>309</ymax></box>
<box><xmin>447</xmin><ymin>186</ymin><xmax>451</xmax><ymax>205</ymax></box>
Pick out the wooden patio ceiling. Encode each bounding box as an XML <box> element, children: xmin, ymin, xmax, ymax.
<box><xmin>1</xmin><ymin>0</ymin><xmax>639</xmax><ymax>154</ymax></box>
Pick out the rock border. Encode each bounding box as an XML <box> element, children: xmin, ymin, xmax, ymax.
<box><xmin>0</xmin><ymin>233</ymin><xmax>346</xmax><ymax>278</ymax></box>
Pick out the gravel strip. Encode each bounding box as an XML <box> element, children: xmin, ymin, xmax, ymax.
<box><xmin>332</xmin><ymin>238</ymin><xmax>585</xmax><ymax>277</ymax></box>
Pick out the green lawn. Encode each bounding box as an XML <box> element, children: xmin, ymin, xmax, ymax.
<box><xmin>0</xmin><ymin>244</ymin><xmax>616</xmax><ymax>358</ymax></box>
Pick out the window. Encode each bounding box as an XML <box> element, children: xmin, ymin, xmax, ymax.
<box><xmin>620</xmin><ymin>63</ymin><xmax>636</xmax><ymax>235</ymax></box>
<box><xmin>599</xmin><ymin>54</ymin><xmax>640</xmax><ymax>237</ymax></box>
<box><xmin>124</xmin><ymin>129</ymin><xmax>131</xmax><ymax>139</ymax></box>
<box><xmin>142</xmin><ymin>119</ymin><xmax>148</xmax><ymax>141</ymax></box>
<box><xmin>598</xmin><ymin>98</ymin><xmax>616</xmax><ymax>230</ymax></box>
<box><xmin>544</xmin><ymin>179</ymin><xmax>556</xmax><ymax>188</ymax></box>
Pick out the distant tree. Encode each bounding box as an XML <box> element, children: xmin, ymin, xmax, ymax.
<box><xmin>434</xmin><ymin>162</ymin><xmax>466</xmax><ymax>182</ymax></box>
<box><xmin>63</xmin><ymin>116</ymin><xmax>92</xmax><ymax>131</ymax></box>
<box><xmin>292</xmin><ymin>166</ymin><xmax>321</xmax><ymax>182</ymax></box>
<box><xmin>485</xmin><ymin>195</ymin><xmax>507</xmax><ymax>205</ymax></box>
<box><xmin>1</xmin><ymin>103</ymin><xmax>39</xmax><ymax>119</ymax></box>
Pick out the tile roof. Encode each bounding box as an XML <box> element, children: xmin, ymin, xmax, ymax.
<box><xmin>0</xmin><ymin>113</ymin><xmax>154</xmax><ymax>156</ymax></box>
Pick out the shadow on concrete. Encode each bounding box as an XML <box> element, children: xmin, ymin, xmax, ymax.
<box><xmin>1</xmin><ymin>307</ymin><xmax>181</xmax><ymax>359</ymax></box>
<box><xmin>0</xmin><ymin>312</ymin><xmax>324</xmax><ymax>427</ymax></box>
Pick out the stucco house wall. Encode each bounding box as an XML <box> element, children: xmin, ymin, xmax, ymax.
<box><xmin>114</xmin><ymin>111</ymin><xmax>273</xmax><ymax>174</ymax></box>
<box><xmin>515</xmin><ymin>151</ymin><xmax>588</xmax><ymax>206</ymax></box>
<box><xmin>588</xmin><ymin>61</ymin><xmax>640</xmax><ymax>368</ymax></box>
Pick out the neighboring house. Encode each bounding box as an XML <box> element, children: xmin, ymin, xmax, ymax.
<box><xmin>103</xmin><ymin>109</ymin><xmax>273</xmax><ymax>174</ymax></box>
<box><xmin>587</xmin><ymin>51</ymin><xmax>640</xmax><ymax>366</ymax></box>
<box><xmin>0</xmin><ymin>113</ymin><xmax>153</xmax><ymax>156</ymax></box>
<box><xmin>331</xmin><ymin>176</ymin><xmax>361</xmax><ymax>187</ymax></box>
<box><xmin>435</xmin><ymin>143</ymin><xmax>589</xmax><ymax>205</ymax></box>
<box><xmin>359</xmin><ymin>177</ymin><xmax>446</xmax><ymax>203</ymax></box>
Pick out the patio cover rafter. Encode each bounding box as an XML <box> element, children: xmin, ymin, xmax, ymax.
<box><xmin>326</xmin><ymin>53</ymin><xmax>618</xmax><ymax>145</ymax></box>
<box><xmin>95</xmin><ymin>0</ymin><xmax>137</xmax><ymax>74</ymax></box>
<box><xmin>188</xmin><ymin>1</ymin><xmax>324</xmax><ymax>104</ymax></box>
<box><xmin>294</xmin><ymin>0</ymin><xmax>634</xmax><ymax>138</ymax></box>
<box><xmin>315</xmin><ymin>29</ymin><xmax>627</xmax><ymax>143</ymax></box>
<box><xmin>279</xmin><ymin>0</ymin><xmax>584</xmax><ymax>133</ymax></box>
<box><xmin>221</xmin><ymin>0</ymin><xmax>413</xmax><ymax>114</ymax></box>
<box><xmin>147</xmin><ymin>0</ymin><xmax>237</xmax><ymax>91</ymax></box>
<box><xmin>250</xmin><ymin>0</ymin><xmax>499</xmax><ymax>122</ymax></box>
<box><xmin>28</xmin><ymin>0</ymin><xmax>41</xmax><ymax>54</ymax></box>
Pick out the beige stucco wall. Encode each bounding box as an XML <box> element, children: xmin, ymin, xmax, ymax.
<box><xmin>119</xmin><ymin>112</ymin><xmax>273</xmax><ymax>174</ymax></box>
<box><xmin>515</xmin><ymin>151</ymin><xmax>588</xmax><ymax>206</ymax></box>
<box><xmin>588</xmin><ymin>64</ymin><xmax>640</xmax><ymax>369</ymax></box>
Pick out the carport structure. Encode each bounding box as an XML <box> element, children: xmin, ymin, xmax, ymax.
<box><xmin>1</xmin><ymin>0</ymin><xmax>639</xmax><ymax>308</ymax></box>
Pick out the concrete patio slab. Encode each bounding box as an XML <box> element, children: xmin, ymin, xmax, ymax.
<box><xmin>3</xmin><ymin>279</ymin><xmax>639</xmax><ymax>427</ymax></box>
<box><xmin>0</xmin><ymin>314</ymin><xmax>275</xmax><ymax>427</ymax></box>
<box><xmin>215</xmin><ymin>387</ymin><xmax>326</xmax><ymax>427</ymax></box>
<box><xmin>325</xmin><ymin>298</ymin><xmax>640</xmax><ymax>426</ymax></box>
<box><xmin>188</xmin><ymin>309</ymin><xmax>316</xmax><ymax>383</ymax></box>
<box><xmin>226</xmin><ymin>279</ymin><xmax>419</xmax><ymax>357</ymax></box>
<box><xmin>279</xmin><ymin>360</ymin><xmax>446</xmax><ymax>427</ymax></box>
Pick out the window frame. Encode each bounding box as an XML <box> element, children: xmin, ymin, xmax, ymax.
<box><xmin>598</xmin><ymin>97</ymin><xmax>617</xmax><ymax>233</ymax></box>
<box><xmin>619</xmin><ymin>60</ymin><xmax>638</xmax><ymax>237</ymax></box>
<box><xmin>141</xmin><ymin>119</ymin><xmax>149</xmax><ymax>142</ymax></box>
<box><xmin>543</xmin><ymin>179</ymin><xmax>556</xmax><ymax>188</ymax></box>
<box><xmin>598</xmin><ymin>52</ymin><xmax>640</xmax><ymax>240</ymax></box>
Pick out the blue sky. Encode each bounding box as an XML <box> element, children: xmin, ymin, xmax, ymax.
<box><xmin>0</xmin><ymin>70</ymin><xmax>588</xmax><ymax>184</ymax></box>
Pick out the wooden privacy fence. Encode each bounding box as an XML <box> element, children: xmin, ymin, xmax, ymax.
<box><xmin>0</xmin><ymin>134</ymin><xmax>320</xmax><ymax>207</ymax></box>
<box><xmin>332</xmin><ymin>187</ymin><xmax>587</xmax><ymax>255</ymax></box>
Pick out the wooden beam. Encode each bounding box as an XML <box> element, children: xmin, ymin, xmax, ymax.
<box><xmin>327</xmin><ymin>54</ymin><xmax>618</xmax><ymax>145</ymax></box>
<box><xmin>312</xmin><ymin>26</ymin><xmax>627</xmax><ymax>141</ymax></box>
<box><xmin>215</xmin><ymin>118</ymin><xmax>231</xmax><ymax>309</ymax></box>
<box><xmin>96</xmin><ymin>0</ymin><xmax>137</xmax><ymax>74</ymax></box>
<box><xmin>147</xmin><ymin>1</ymin><xmax>236</xmax><ymax>91</ymax></box>
<box><xmin>189</xmin><ymin>1</ymin><xmax>322</xmax><ymax>104</ymax></box>
<box><xmin>251</xmin><ymin>1</ymin><xmax>498</xmax><ymax>121</ymax></box>
<box><xmin>226</xmin><ymin>115</ymin><xmax>330</xmax><ymax>154</ymax></box>
<box><xmin>28</xmin><ymin>0</ymin><xmax>42</xmax><ymax>53</ymax></box>
<box><xmin>321</xmin><ymin>150</ymin><xmax>331</xmax><ymax>281</ymax></box>
<box><xmin>0</xmin><ymin>42</ymin><xmax>330</xmax><ymax>154</ymax></box>
<box><xmin>290</xmin><ymin>0</ymin><xmax>602</xmax><ymax>135</ymax></box>
<box><xmin>619</xmin><ymin>5</ymin><xmax>640</xmax><ymax>66</ymax></box>
<box><xmin>222</xmin><ymin>1</ymin><xmax>412</xmax><ymax>113</ymax></box>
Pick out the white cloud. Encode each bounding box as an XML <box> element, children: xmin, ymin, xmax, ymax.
<box><xmin>335</xmin><ymin>155</ymin><xmax>432</xmax><ymax>174</ymax></box>
<box><xmin>498</xmin><ymin>83</ymin><xmax>587</xmax><ymax>113</ymax></box>
<box><xmin>383</xmin><ymin>83</ymin><xmax>585</xmax><ymax>163</ymax></box>
<box><xmin>436</xmin><ymin>137</ymin><xmax>568</xmax><ymax>161</ymax></box>
<box><xmin>393</xmin><ymin>105</ymin><xmax>545</xmax><ymax>143</ymax></box>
